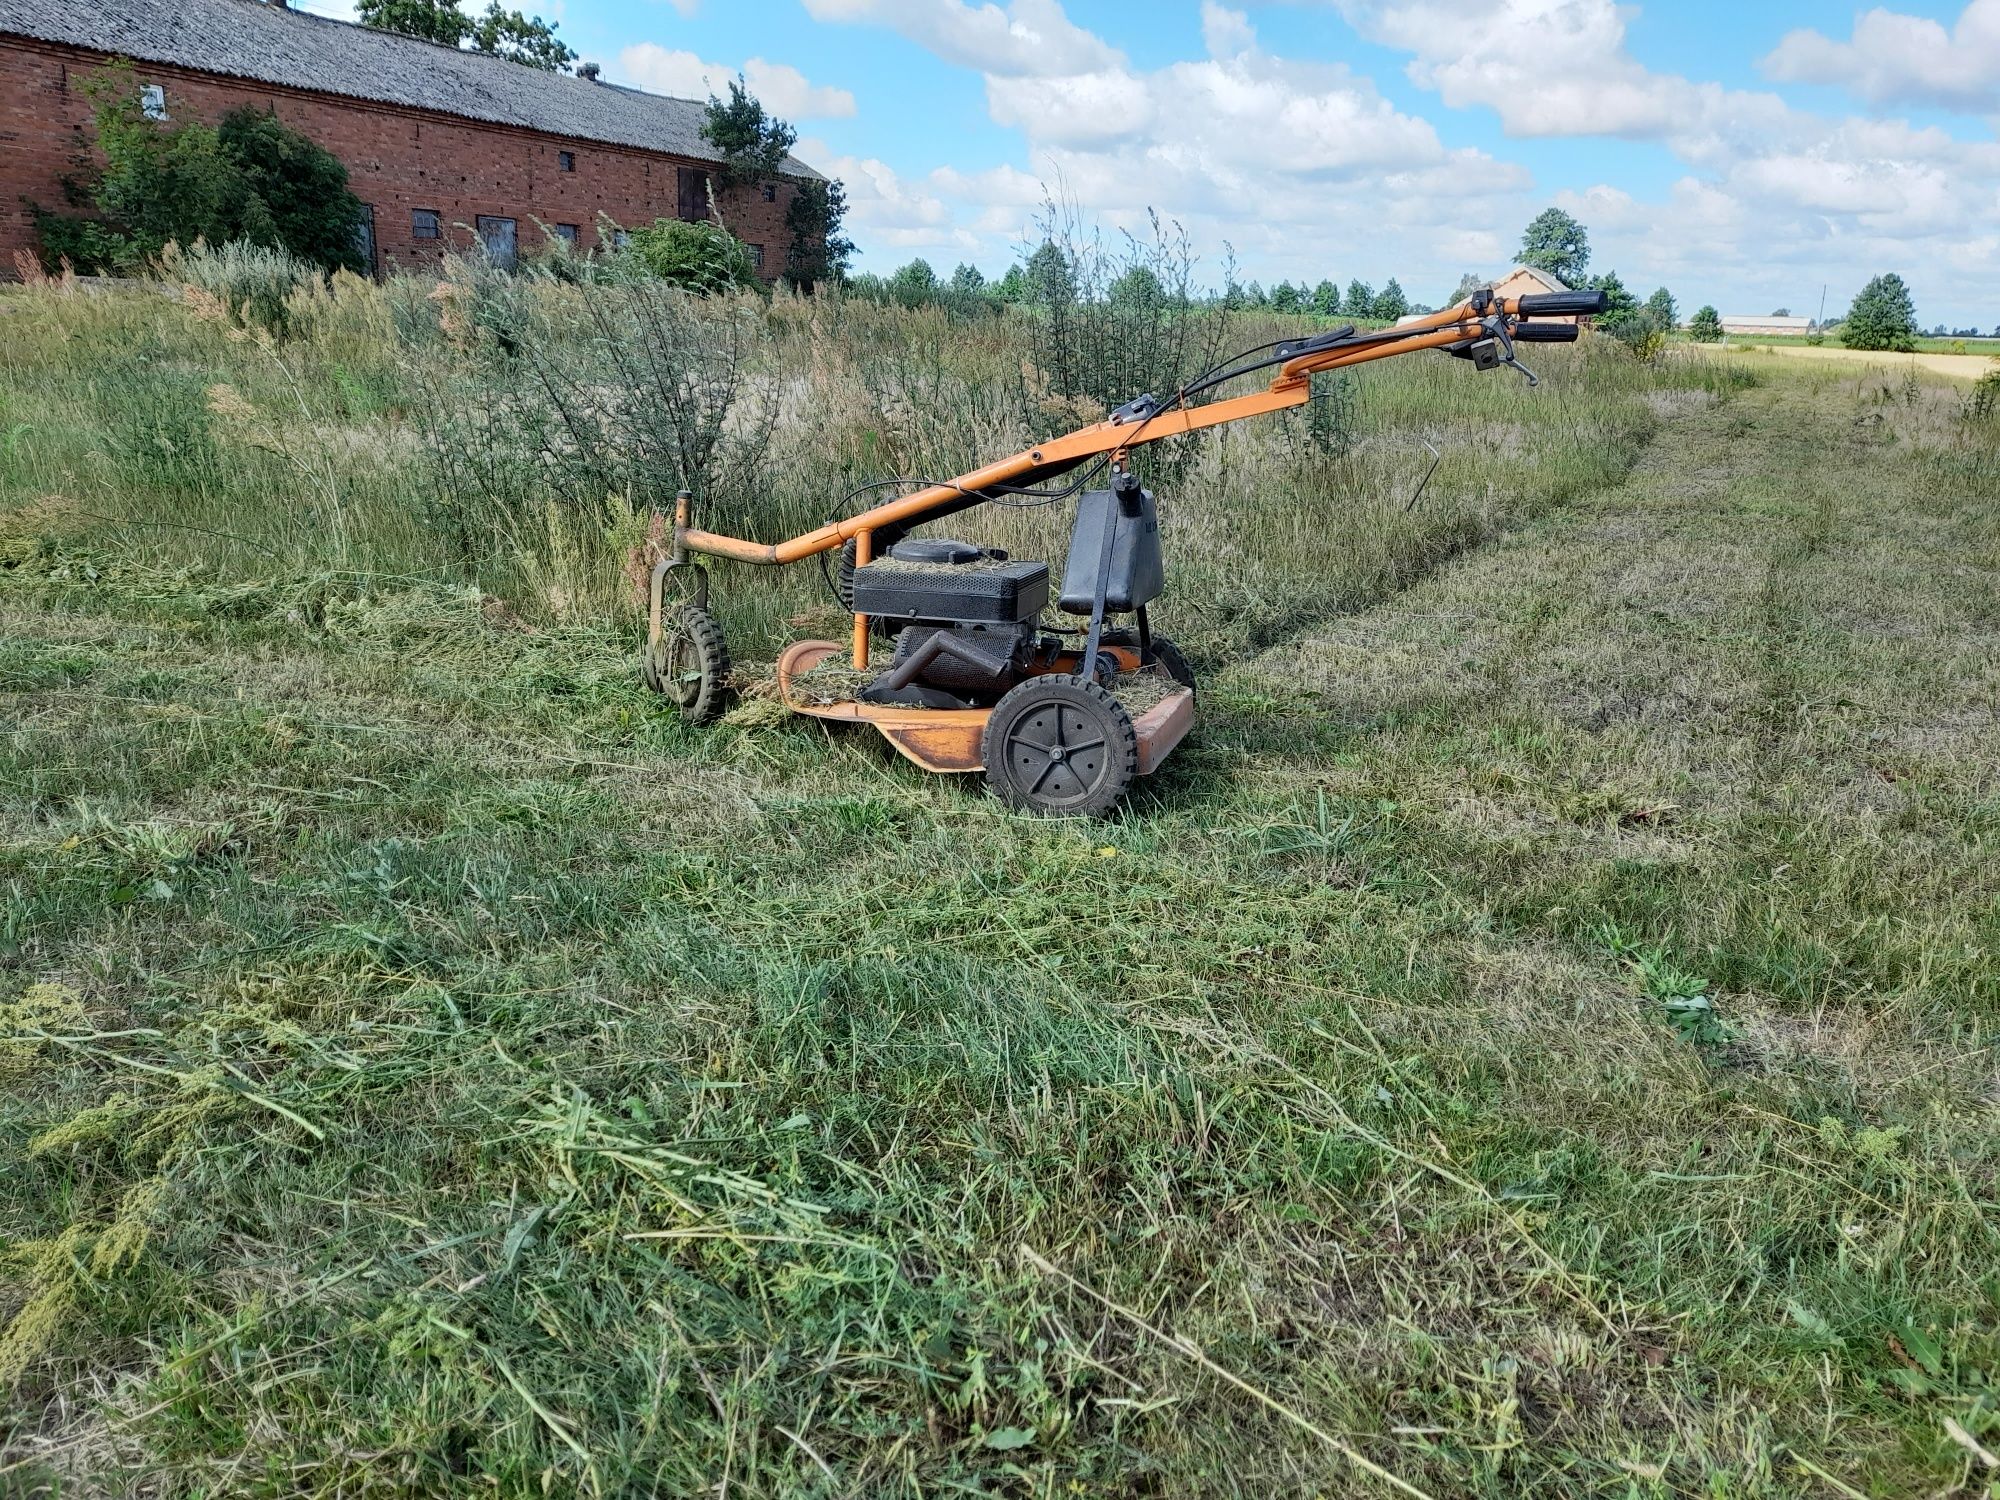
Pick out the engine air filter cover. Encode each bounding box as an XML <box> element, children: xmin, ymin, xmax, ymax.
<box><xmin>888</xmin><ymin>537</ymin><xmax>988</xmax><ymax>565</ymax></box>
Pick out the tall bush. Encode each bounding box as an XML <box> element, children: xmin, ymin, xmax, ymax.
<box><xmin>396</xmin><ymin>255</ymin><xmax>776</xmax><ymax>564</ymax></box>
<box><xmin>1011</xmin><ymin>202</ymin><xmax>1226</xmax><ymax>481</ymax></box>
<box><xmin>35</xmin><ymin>62</ymin><xmax>363</xmax><ymax>275</ymax></box>
<box><xmin>623</xmin><ymin>219</ymin><xmax>762</xmax><ymax>295</ymax></box>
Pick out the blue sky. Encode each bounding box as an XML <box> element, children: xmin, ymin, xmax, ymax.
<box><xmin>301</xmin><ymin>0</ymin><xmax>2000</xmax><ymax>328</ymax></box>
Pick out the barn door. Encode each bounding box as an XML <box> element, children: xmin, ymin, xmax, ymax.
<box><xmin>475</xmin><ymin>215</ymin><xmax>518</xmax><ymax>269</ymax></box>
<box><xmin>677</xmin><ymin>167</ymin><xmax>711</xmax><ymax>222</ymax></box>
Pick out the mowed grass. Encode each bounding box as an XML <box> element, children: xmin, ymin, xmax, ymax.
<box><xmin>2</xmin><ymin>281</ymin><xmax>1999</xmax><ymax>1496</ymax></box>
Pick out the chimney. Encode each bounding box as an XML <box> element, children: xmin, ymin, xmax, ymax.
<box><xmin>579</xmin><ymin>62</ymin><xmax>601</xmax><ymax>82</ymax></box>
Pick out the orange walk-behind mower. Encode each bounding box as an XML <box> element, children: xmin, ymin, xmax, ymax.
<box><xmin>642</xmin><ymin>285</ymin><xmax>1609</xmax><ymax>815</ymax></box>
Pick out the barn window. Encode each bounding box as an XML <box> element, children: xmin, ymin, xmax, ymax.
<box><xmin>554</xmin><ymin>223</ymin><xmax>580</xmax><ymax>244</ymax></box>
<box><xmin>558</xmin><ymin>150</ymin><xmax>575</xmax><ymax>172</ymax></box>
<box><xmin>748</xmin><ymin>243</ymin><xmax>764</xmax><ymax>270</ymax></box>
<box><xmin>761</xmin><ymin>183</ymin><xmax>776</xmax><ymax>203</ymax></box>
<box><xmin>412</xmin><ymin>208</ymin><xmax>441</xmax><ymax>240</ymax></box>
<box><xmin>140</xmin><ymin>84</ymin><xmax>167</xmax><ymax>121</ymax></box>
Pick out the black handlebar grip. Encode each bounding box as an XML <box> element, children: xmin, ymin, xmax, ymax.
<box><xmin>1512</xmin><ymin>321</ymin><xmax>1581</xmax><ymax>343</ymax></box>
<box><xmin>1516</xmin><ymin>290</ymin><xmax>1609</xmax><ymax>317</ymax></box>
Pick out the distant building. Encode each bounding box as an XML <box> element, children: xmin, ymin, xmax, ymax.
<box><xmin>1400</xmin><ymin>266</ymin><xmax>1593</xmax><ymax>327</ymax></box>
<box><xmin>0</xmin><ymin>0</ymin><xmax>824</xmax><ymax>278</ymax></box>
<box><xmin>1719</xmin><ymin>315</ymin><xmax>1814</xmax><ymax>337</ymax></box>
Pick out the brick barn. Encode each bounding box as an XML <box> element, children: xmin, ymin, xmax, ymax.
<box><xmin>0</xmin><ymin>0</ymin><xmax>824</xmax><ymax>278</ymax></box>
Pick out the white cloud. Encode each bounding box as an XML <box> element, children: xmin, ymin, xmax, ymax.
<box><xmin>807</xmin><ymin>0</ymin><xmax>1528</xmax><ymax>295</ymax></box>
<box><xmin>1333</xmin><ymin>0</ymin><xmax>2000</xmax><ymax>323</ymax></box>
<box><xmin>1763</xmin><ymin>0</ymin><xmax>2000</xmax><ymax>113</ymax></box>
<box><xmin>796</xmin><ymin>137</ymin><xmax>984</xmax><ymax>256</ymax></box>
<box><xmin>1200</xmin><ymin>1</ymin><xmax>1257</xmax><ymax>60</ymax></box>
<box><xmin>1335</xmin><ymin>0</ymin><xmax>1793</xmax><ymax>152</ymax></box>
<box><xmin>797</xmin><ymin>0</ymin><xmax>1121</xmax><ymax>78</ymax></box>
<box><xmin>614</xmin><ymin>44</ymin><xmax>856</xmax><ymax>119</ymax></box>
<box><xmin>794</xmin><ymin>0</ymin><xmax>1997</xmax><ymax>323</ymax></box>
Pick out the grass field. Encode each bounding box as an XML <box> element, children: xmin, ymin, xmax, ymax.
<box><xmin>1718</xmin><ymin>343</ymin><xmax>2000</xmax><ymax>385</ymax></box>
<box><xmin>1715</xmin><ymin>333</ymin><xmax>2000</xmax><ymax>357</ymax></box>
<box><xmin>4</xmin><ymin>275</ymin><xmax>2000</xmax><ymax>1497</ymax></box>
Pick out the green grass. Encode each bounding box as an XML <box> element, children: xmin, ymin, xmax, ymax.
<box><xmin>3</xmin><ymin>280</ymin><xmax>1999</xmax><ymax>1497</ymax></box>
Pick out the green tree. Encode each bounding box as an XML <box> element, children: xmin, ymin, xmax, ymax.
<box><xmin>1448</xmin><ymin>272</ymin><xmax>1486</xmax><ymax>306</ymax></box>
<box><xmin>950</xmin><ymin>263</ymin><xmax>987</xmax><ymax>297</ymax></box>
<box><xmin>783</xmin><ymin>177</ymin><xmax>851</xmax><ymax>290</ymax></box>
<box><xmin>356</xmin><ymin>0</ymin><xmax>574</xmax><ymax>70</ymax></box>
<box><xmin>993</xmin><ymin>265</ymin><xmax>1029</xmax><ymax>303</ymax></box>
<box><xmin>1309</xmin><ymin>279</ymin><xmax>1341</xmax><ymax>316</ymax></box>
<box><xmin>1589</xmin><ymin>270</ymin><xmax>1638</xmax><ymax>319</ymax></box>
<box><xmin>1517</xmin><ymin>207</ymin><xmax>1589</xmax><ymax>285</ymax></box>
<box><xmin>36</xmin><ymin>62</ymin><xmax>362</xmax><ymax>273</ymax></box>
<box><xmin>1372</xmin><ymin>277</ymin><xmax>1409</xmax><ymax>321</ymax></box>
<box><xmin>1343</xmin><ymin>279</ymin><xmax>1374</xmax><ymax>319</ymax></box>
<box><xmin>701</xmin><ymin>78</ymin><xmax>797</xmax><ymax>191</ymax></box>
<box><xmin>1268</xmin><ymin>280</ymin><xmax>1301</xmax><ymax>313</ymax></box>
<box><xmin>887</xmin><ymin>258</ymin><xmax>938</xmax><ymax>305</ymax></box>
<box><xmin>1109</xmin><ymin>264</ymin><xmax>1165</xmax><ymax>308</ymax></box>
<box><xmin>1688</xmin><ymin>305</ymin><xmax>1723</xmax><ymax>343</ymax></box>
<box><xmin>1644</xmin><ymin>286</ymin><xmax>1678</xmax><ymax>328</ymax></box>
<box><xmin>624</xmin><ymin>218</ymin><xmax>760</xmax><ymax>294</ymax></box>
<box><xmin>1842</xmin><ymin>273</ymin><xmax>1919</xmax><ymax>352</ymax></box>
<box><xmin>1025</xmin><ymin>240</ymin><xmax>1074</xmax><ymax>306</ymax></box>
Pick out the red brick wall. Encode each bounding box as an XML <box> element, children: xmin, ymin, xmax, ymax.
<box><xmin>0</xmin><ymin>35</ymin><xmax>803</xmax><ymax>277</ymax></box>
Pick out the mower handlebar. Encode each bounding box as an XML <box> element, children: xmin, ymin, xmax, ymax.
<box><xmin>1515</xmin><ymin>290</ymin><xmax>1608</xmax><ymax>318</ymax></box>
<box><xmin>1511</xmin><ymin>321</ymin><xmax>1581</xmax><ymax>343</ymax></box>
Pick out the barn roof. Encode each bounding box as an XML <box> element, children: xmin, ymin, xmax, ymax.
<box><xmin>0</xmin><ymin>0</ymin><xmax>823</xmax><ymax>178</ymax></box>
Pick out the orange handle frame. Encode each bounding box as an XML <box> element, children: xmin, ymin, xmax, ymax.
<box><xmin>679</xmin><ymin>296</ymin><xmax>1545</xmax><ymax>566</ymax></box>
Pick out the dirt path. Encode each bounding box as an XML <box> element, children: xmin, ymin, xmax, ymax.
<box><xmin>1718</xmin><ymin>340</ymin><xmax>1998</xmax><ymax>380</ymax></box>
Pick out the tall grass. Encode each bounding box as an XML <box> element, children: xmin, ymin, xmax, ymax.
<box><xmin>1</xmin><ymin>264</ymin><xmax>1752</xmax><ymax>661</ymax></box>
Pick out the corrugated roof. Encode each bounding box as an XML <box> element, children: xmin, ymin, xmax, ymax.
<box><xmin>0</xmin><ymin>0</ymin><xmax>822</xmax><ymax>178</ymax></box>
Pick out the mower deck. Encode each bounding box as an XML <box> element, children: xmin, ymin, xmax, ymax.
<box><xmin>776</xmin><ymin>639</ymin><xmax>1195</xmax><ymax>775</ymax></box>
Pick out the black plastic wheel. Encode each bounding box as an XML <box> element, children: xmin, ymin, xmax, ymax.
<box><xmin>1102</xmin><ymin>628</ymin><xmax>1196</xmax><ymax>694</ymax></box>
<box><xmin>982</xmin><ymin>674</ymin><xmax>1138</xmax><ymax>817</ymax></box>
<box><xmin>645</xmin><ymin>604</ymin><xmax>731</xmax><ymax>724</ymax></box>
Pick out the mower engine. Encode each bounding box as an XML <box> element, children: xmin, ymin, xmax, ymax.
<box><xmin>851</xmin><ymin>539</ymin><xmax>1049</xmax><ymax>709</ymax></box>
<box><xmin>848</xmin><ymin>482</ymin><xmax>1168</xmax><ymax>710</ymax></box>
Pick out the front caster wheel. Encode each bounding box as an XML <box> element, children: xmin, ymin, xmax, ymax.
<box><xmin>645</xmin><ymin>604</ymin><xmax>731</xmax><ymax>724</ymax></box>
<box><xmin>981</xmin><ymin>674</ymin><xmax>1138</xmax><ymax>817</ymax></box>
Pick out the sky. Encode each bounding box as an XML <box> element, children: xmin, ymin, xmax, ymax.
<box><xmin>294</xmin><ymin>0</ymin><xmax>2000</xmax><ymax>330</ymax></box>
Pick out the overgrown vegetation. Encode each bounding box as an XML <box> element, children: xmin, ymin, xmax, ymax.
<box><xmin>34</xmin><ymin>63</ymin><xmax>364</xmax><ymax>276</ymax></box>
<box><xmin>5</xmin><ymin>257</ymin><xmax>1998</xmax><ymax>1496</ymax></box>
<box><xmin>622</xmin><ymin>218</ymin><xmax>764</xmax><ymax>296</ymax></box>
